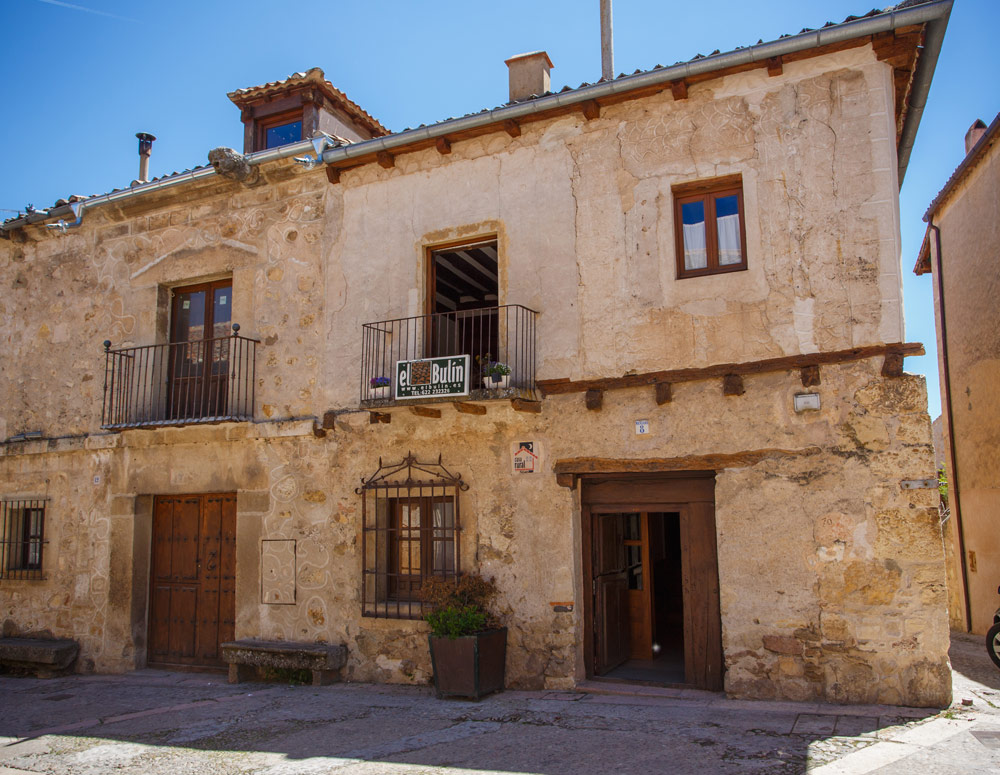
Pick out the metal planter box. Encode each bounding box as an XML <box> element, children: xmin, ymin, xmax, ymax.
<box><xmin>428</xmin><ymin>627</ymin><xmax>507</xmax><ymax>700</ymax></box>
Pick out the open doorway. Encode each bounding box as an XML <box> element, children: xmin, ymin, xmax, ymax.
<box><xmin>426</xmin><ymin>240</ymin><xmax>499</xmax><ymax>368</ymax></box>
<box><xmin>583</xmin><ymin>474</ymin><xmax>723</xmax><ymax>691</ymax></box>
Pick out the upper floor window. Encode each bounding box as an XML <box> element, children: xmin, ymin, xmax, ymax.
<box><xmin>259</xmin><ymin>111</ymin><xmax>303</xmax><ymax>150</ymax></box>
<box><xmin>673</xmin><ymin>175</ymin><xmax>747</xmax><ymax>279</ymax></box>
<box><xmin>1</xmin><ymin>499</ymin><xmax>46</xmax><ymax>580</ymax></box>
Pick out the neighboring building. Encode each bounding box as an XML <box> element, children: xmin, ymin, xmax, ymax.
<box><xmin>914</xmin><ymin>112</ymin><xmax>1000</xmax><ymax>636</ymax></box>
<box><xmin>1</xmin><ymin>1</ymin><xmax>953</xmax><ymax>706</ymax></box>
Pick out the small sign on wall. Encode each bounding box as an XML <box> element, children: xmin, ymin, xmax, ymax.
<box><xmin>635</xmin><ymin>419</ymin><xmax>650</xmax><ymax>435</ymax></box>
<box><xmin>513</xmin><ymin>441</ymin><xmax>537</xmax><ymax>474</ymax></box>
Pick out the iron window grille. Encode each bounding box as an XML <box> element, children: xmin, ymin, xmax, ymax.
<box><xmin>358</xmin><ymin>453</ymin><xmax>468</xmax><ymax>619</ymax></box>
<box><xmin>1</xmin><ymin>499</ymin><xmax>47</xmax><ymax>580</ymax></box>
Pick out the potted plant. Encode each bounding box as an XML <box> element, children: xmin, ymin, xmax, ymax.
<box><xmin>422</xmin><ymin>574</ymin><xmax>507</xmax><ymax>700</ymax></box>
<box><xmin>477</xmin><ymin>356</ymin><xmax>511</xmax><ymax>390</ymax></box>
<box><xmin>368</xmin><ymin>376</ymin><xmax>391</xmax><ymax>400</ymax></box>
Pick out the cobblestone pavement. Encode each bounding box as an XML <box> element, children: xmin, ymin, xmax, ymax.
<box><xmin>0</xmin><ymin>633</ymin><xmax>996</xmax><ymax>775</ymax></box>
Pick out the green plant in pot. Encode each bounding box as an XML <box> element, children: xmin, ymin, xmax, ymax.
<box><xmin>476</xmin><ymin>354</ymin><xmax>511</xmax><ymax>390</ymax></box>
<box><xmin>422</xmin><ymin>574</ymin><xmax>507</xmax><ymax>700</ymax></box>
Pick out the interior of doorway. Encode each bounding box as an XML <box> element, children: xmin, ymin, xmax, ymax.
<box><xmin>595</xmin><ymin>511</ymin><xmax>686</xmax><ymax>685</ymax></box>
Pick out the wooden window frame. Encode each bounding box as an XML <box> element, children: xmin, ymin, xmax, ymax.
<box><xmin>387</xmin><ymin>495</ymin><xmax>457</xmax><ymax>602</ymax></box>
<box><xmin>169</xmin><ymin>279</ymin><xmax>233</xmax><ymax>344</ymax></box>
<box><xmin>256</xmin><ymin>109</ymin><xmax>304</xmax><ymax>151</ymax></box>
<box><xmin>673</xmin><ymin>174</ymin><xmax>747</xmax><ymax>279</ymax></box>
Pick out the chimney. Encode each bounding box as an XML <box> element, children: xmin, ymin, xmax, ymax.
<box><xmin>504</xmin><ymin>51</ymin><xmax>553</xmax><ymax>103</ymax></box>
<box><xmin>965</xmin><ymin>119</ymin><xmax>987</xmax><ymax>155</ymax></box>
<box><xmin>135</xmin><ymin>132</ymin><xmax>156</xmax><ymax>184</ymax></box>
<box><xmin>600</xmin><ymin>0</ymin><xmax>614</xmax><ymax>82</ymax></box>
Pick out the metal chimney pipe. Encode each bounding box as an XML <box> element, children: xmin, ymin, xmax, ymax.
<box><xmin>600</xmin><ymin>0</ymin><xmax>614</xmax><ymax>81</ymax></box>
<box><xmin>136</xmin><ymin>132</ymin><xmax>156</xmax><ymax>184</ymax></box>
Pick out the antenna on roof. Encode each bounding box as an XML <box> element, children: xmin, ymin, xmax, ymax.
<box><xmin>600</xmin><ymin>0</ymin><xmax>614</xmax><ymax>81</ymax></box>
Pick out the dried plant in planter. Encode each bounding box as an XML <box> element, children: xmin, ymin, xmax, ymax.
<box><xmin>421</xmin><ymin>574</ymin><xmax>501</xmax><ymax>638</ymax></box>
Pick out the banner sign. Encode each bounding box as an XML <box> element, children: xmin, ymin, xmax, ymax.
<box><xmin>395</xmin><ymin>355</ymin><xmax>470</xmax><ymax>400</ymax></box>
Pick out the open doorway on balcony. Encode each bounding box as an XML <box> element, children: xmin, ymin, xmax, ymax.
<box><xmin>168</xmin><ymin>279</ymin><xmax>232</xmax><ymax>420</ymax></box>
<box><xmin>426</xmin><ymin>240</ymin><xmax>499</xmax><ymax>371</ymax></box>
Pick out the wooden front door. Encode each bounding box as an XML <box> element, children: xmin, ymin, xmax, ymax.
<box><xmin>592</xmin><ymin>512</ymin><xmax>630</xmax><ymax>674</ymax></box>
<box><xmin>583</xmin><ymin>475</ymin><xmax>723</xmax><ymax>691</ymax></box>
<box><xmin>148</xmin><ymin>494</ymin><xmax>236</xmax><ymax>668</ymax></box>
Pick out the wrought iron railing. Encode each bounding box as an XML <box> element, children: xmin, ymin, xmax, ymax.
<box><xmin>360</xmin><ymin>304</ymin><xmax>537</xmax><ymax>404</ymax></box>
<box><xmin>101</xmin><ymin>324</ymin><xmax>258</xmax><ymax>430</ymax></box>
<box><xmin>0</xmin><ymin>498</ymin><xmax>46</xmax><ymax>580</ymax></box>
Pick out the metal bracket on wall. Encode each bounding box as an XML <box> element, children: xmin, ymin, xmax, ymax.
<box><xmin>900</xmin><ymin>479</ymin><xmax>938</xmax><ymax>489</ymax></box>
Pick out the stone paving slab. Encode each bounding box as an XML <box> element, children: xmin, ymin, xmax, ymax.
<box><xmin>0</xmin><ymin>634</ymin><xmax>995</xmax><ymax>774</ymax></box>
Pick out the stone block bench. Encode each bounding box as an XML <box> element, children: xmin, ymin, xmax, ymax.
<box><xmin>0</xmin><ymin>637</ymin><xmax>79</xmax><ymax>678</ymax></box>
<box><xmin>220</xmin><ymin>639</ymin><xmax>347</xmax><ymax>686</ymax></box>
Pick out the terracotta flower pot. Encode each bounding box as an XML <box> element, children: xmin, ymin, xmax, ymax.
<box><xmin>428</xmin><ymin>627</ymin><xmax>507</xmax><ymax>700</ymax></box>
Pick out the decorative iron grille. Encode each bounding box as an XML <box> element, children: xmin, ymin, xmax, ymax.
<box><xmin>1</xmin><ymin>499</ymin><xmax>47</xmax><ymax>580</ymax></box>
<box><xmin>101</xmin><ymin>325</ymin><xmax>258</xmax><ymax>430</ymax></box>
<box><xmin>360</xmin><ymin>304</ymin><xmax>537</xmax><ymax>404</ymax></box>
<box><xmin>358</xmin><ymin>453</ymin><xmax>468</xmax><ymax>619</ymax></box>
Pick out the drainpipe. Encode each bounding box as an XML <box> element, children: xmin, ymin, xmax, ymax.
<box><xmin>931</xmin><ymin>221</ymin><xmax>972</xmax><ymax>633</ymax></box>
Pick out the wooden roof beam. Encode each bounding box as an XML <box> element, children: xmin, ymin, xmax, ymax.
<box><xmin>435</xmin><ymin>137</ymin><xmax>452</xmax><ymax>155</ymax></box>
<box><xmin>376</xmin><ymin>151</ymin><xmax>395</xmax><ymax>169</ymax></box>
<box><xmin>503</xmin><ymin>119</ymin><xmax>521</xmax><ymax>138</ymax></box>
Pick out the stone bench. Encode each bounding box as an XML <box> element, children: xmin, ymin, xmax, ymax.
<box><xmin>220</xmin><ymin>639</ymin><xmax>347</xmax><ymax>686</ymax></box>
<box><xmin>0</xmin><ymin>637</ymin><xmax>79</xmax><ymax>678</ymax></box>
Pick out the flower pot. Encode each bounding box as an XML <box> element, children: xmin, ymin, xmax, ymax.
<box><xmin>428</xmin><ymin>627</ymin><xmax>507</xmax><ymax>700</ymax></box>
<box><xmin>368</xmin><ymin>386</ymin><xmax>390</xmax><ymax>400</ymax></box>
<box><xmin>482</xmin><ymin>375</ymin><xmax>510</xmax><ymax>390</ymax></box>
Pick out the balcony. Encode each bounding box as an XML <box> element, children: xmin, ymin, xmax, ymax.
<box><xmin>360</xmin><ymin>305</ymin><xmax>537</xmax><ymax>407</ymax></box>
<box><xmin>101</xmin><ymin>325</ymin><xmax>258</xmax><ymax>430</ymax></box>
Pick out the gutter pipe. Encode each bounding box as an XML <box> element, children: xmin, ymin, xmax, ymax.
<box><xmin>930</xmin><ymin>221</ymin><xmax>972</xmax><ymax>633</ymax></box>
<box><xmin>2</xmin><ymin>0</ymin><xmax>952</xmax><ymax>234</ymax></box>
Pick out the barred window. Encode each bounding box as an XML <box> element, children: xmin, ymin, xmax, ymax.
<box><xmin>358</xmin><ymin>454</ymin><xmax>466</xmax><ymax>619</ymax></box>
<box><xmin>1</xmin><ymin>499</ymin><xmax>47</xmax><ymax>580</ymax></box>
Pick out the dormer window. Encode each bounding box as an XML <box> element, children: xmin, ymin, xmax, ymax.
<box><xmin>228</xmin><ymin>67</ymin><xmax>388</xmax><ymax>155</ymax></box>
<box><xmin>259</xmin><ymin>110</ymin><xmax>304</xmax><ymax>150</ymax></box>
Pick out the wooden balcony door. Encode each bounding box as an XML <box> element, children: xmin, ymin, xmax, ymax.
<box><xmin>168</xmin><ymin>280</ymin><xmax>232</xmax><ymax>420</ymax></box>
<box><xmin>148</xmin><ymin>494</ymin><xmax>236</xmax><ymax>669</ymax></box>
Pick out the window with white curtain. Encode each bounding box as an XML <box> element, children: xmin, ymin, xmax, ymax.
<box><xmin>673</xmin><ymin>176</ymin><xmax>747</xmax><ymax>278</ymax></box>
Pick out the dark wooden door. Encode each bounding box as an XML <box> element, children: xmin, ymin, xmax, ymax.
<box><xmin>680</xmin><ymin>502</ymin><xmax>724</xmax><ymax>691</ymax></box>
<box><xmin>593</xmin><ymin>512</ymin><xmax>630</xmax><ymax>674</ymax></box>
<box><xmin>168</xmin><ymin>281</ymin><xmax>232</xmax><ymax>420</ymax></box>
<box><xmin>149</xmin><ymin>494</ymin><xmax>236</xmax><ymax>668</ymax></box>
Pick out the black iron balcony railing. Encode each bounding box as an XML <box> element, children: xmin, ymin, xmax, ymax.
<box><xmin>101</xmin><ymin>324</ymin><xmax>259</xmax><ymax>430</ymax></box>
<box><xmin>360</xmin><ymin>304</ymin><xmax>537</xmax><ymax>405</ymax></box>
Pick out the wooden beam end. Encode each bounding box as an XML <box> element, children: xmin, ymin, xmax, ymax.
<box><xmin>410</xmin><ymin>405</ymin><xmax>441</xmax><ymax>419</ymax></box>
<box><xmin>585</xmin><ymin>389</ymin><xmax>604</xmax><ymax>411</ymax></box>
<box><xmin>723</xmin><ymin>374</ymin><xmax>745</xmax><ymax>397</ymax></box>
<box><xmin>325</xmin><ymin>166</ymin><xmax>341</xmax><ymax>184</ymax></box>
<box><xmin>670</xmin><ymin>80</ymin><xmax>688</xmax><ymax>101</ymax></box>
<box><xmin>881</xmin><ymin>353</ymin><xmax>904</xmax><ymax>378</ymax></box>
<box><xmin>766</xmin><ymin>56</ymin><xmax>783</xmax><ymax>77</ymax></box>
<box><xmin>502</xmin><ymin>119</ymin><xmax>522</xmax><ymax>138</ymax></box>
<box><xmin>435</xmin><ymin>137</ymin><xmax>452</xmax><ymax>155</ymax></box>
<box><xmin>511</xmin><ymin>398</ymin><xmax>542</xmax><ymax>414</ymax></box>
<box><xmin>369</xmin><ymin>411</ymin><xmax>391</xmax><ymax>424</ymax></box>
<box><xmin>800</xmin><ymin>365</ymin><xmax>821</xmax><ymax>388</ymax></box>
<box><xmin>455</xmin><ymin>402</ymin><xmax>487</xmax><ymax>415</ymax></box>
<box><xmin>654</xmin><ymin>382</ymin><xmax>673</xmax><ymax>405</ymax></box>
<box><xmin>581</xmin><ymin>99</ymin><xmax>601</xmax><ymax>120</ymax></box>
<box><xmin>376</xmin><ymin>151</ymin><xmax>395</xmax><ymax>169</ymax></box>
<box><xmin>555</xmin><ymin>473</ymin><xmax>577</xmax><ymax>490</ymax></box>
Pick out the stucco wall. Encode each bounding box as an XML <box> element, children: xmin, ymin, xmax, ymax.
<box><xmin>0</xmin><ymin>46</ymin><xmax>948</xmax><ymax>705</ymax></box>
<box><xmin>930</xmin><ymin>137</ymin><xmax>1000</xmax><ymax>635</ymax></box>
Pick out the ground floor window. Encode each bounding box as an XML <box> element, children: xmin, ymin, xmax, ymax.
<box><xmin>359</xmin><ymin>454</ymin><xmax>466</xmax><ymax>619</ymax></box>
<box><xmin>1</xmin><ymin>499</ymin><xmax>46</xmax><ymax>579</ymax></box>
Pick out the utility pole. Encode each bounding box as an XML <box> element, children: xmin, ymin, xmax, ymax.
<box><xmin>600</xmin><ymin>0</ymin><xmax>614</xmax><ymax>82</ymax></box>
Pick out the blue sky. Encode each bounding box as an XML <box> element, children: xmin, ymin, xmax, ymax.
<box><xmin>3</xmin><ymin>0</ymin><xmax>996</xmax><ymax>418</ymax></box>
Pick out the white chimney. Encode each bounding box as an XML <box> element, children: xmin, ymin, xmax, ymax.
<box><xmin>965</xmin><ymin>119</ymin><xmax>987</xmax><ymax>155</ymax></box>
<box><xmin>504</xmin><ymin>51</ymin><xmax>553</xmax><ymax>103</ymax></box>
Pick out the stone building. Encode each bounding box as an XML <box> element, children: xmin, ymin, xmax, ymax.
<box><xmin>914</xmin><ymin>112</ymin><xmax>1000</xmax><ymax>636</ymax></box>
<box><xmin>1</xmin><ymin>1</ymin><xmax>954</xmax><ymax>706</ymax></box>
